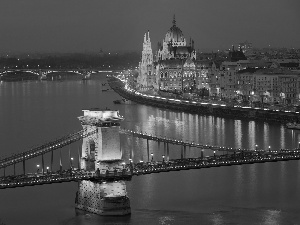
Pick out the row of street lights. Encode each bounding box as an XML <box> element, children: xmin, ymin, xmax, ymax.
<box><xmin>36</xmin><ymin>157</ymin><xmax>74</xmax><ymax>174</ymax></box>
<box><xmin>129</xmin><ymin>153</ymin><xmax>166</xmax><ymax>164</ymax></box>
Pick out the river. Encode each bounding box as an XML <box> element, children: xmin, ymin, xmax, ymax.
<box><xmin>0</xmin><ymin>73</ymin><xmax>300</xmax><ymax>225</ymax></box>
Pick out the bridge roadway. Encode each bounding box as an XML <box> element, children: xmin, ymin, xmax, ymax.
<box><xmin>1</xmin><ymin>149</ymin><xmax>300</xmax><ymax>189</ymax></box>
<box><xmin>0</xmin><ymin>169</ymin><xmax>132</xmax><ymax>189</ymax></box>
<box><xmin>132</xmin><ymin>150</ymin><xmax>300</xmax><ymax>175</ymax></box>
<box><xmin>0</xmin><ymin>129</ymin><xmax>97</xmax><ymax>169</ymax></box>
<box><xmin>1</xmin><ymin>127</ymin><xmax>297</xmax><ymax>170</ymax></box>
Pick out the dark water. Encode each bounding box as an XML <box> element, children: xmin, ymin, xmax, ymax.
<box><xmin>0</xmin><ymin>74</ymin><xmax>300</xmax><ymax>225</ymax></box>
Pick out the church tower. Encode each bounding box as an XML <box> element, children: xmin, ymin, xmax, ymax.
<box><xmin>138</xmin><ymin>31</ymin><xmax>154</xmax><ymax>89</ymax></box>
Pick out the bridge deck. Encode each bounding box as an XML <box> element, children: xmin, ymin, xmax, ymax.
<box><xmin>0</xmin><ymin>170</ymin><xmax>132</xmax><ymax>189</ymax></box>
<box><xmin>1</xmin><ymin>150</ymin><xmax>299</xmax><ymax>189</ymax></box>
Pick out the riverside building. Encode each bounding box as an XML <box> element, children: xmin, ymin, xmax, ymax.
<box><xmin>136</xmin><ymin>18</ymin><xmax>300</xmax><ymax>104</ymax></box>
<box><xmin>236</xmin><ymin>69</ymin><xmax>300</xmax><ymax>104</ymax></box>
<box><xmin>137</xmin><ymin>15</ymin><xmax>209</xmax><ymax>93</ymax></box>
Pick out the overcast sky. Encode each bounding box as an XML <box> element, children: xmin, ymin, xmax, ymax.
<box><xmin>0</xmin><ymin>0</ymin><xmax>299</xmax><ymax>53</ymax></box>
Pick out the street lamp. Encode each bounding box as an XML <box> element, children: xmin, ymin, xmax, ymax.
<box><xmin>162</xmin><ymin>155</ymin><xmax>165</xmax><ymax>162</ymax></box>
<box><xmin>46</xmin><ymin>166</ymin><xmax>49</xmax><ymax>173</ymax></box>
<box><xmin>151</xmin><ymin>153</ymin><xmax>153</xmax><ymax>161</ymax></box>
<box><xmin>70</xmin><ymin>157</ymin><xmax>74</xmax><ymax>169</ymax></box>
<box><xmin>37</xmin><ymin>164</ymin><xmax>40</xmax><ymax>173</ymax></box>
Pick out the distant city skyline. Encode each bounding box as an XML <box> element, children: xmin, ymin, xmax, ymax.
<box><xmin>0</xmin><ymin>0</ymin><xmax>299</xmax><ymax>53</ymax></box>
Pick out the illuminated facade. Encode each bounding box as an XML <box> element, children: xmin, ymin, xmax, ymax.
<box><xmin>138</xmin><ymin>15</ymin><xmax>209</xmax><ymax>93</ymax></box>
<box><xmin>238</xmin><ymin>41</ymin><xmax>253</xmax><ymax>56</ymax></box>
<box><xmin>138</xmin><ymin>31</ymin><xmax>155</xmax><ymax>89</ymax></box>
<box><xmin>236</xmin><ymin>69</ymin><xmax>300</xmax><ymax>104</ymax></box>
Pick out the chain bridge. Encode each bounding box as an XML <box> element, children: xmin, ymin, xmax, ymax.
<box><xmin>1</xmin><ymin>109</ymin><xmax>300</xmax><ymax>215</ymax></box>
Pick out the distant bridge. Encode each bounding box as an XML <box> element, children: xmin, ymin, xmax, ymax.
<box><xmin>0</xmin><ymin>69</ymin><xmax>113</xmax><ymax>79</ymax></box>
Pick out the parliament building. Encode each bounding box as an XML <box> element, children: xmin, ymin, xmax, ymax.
<box><xmin>137</xmin><ymin>16</ymin><xmax>210</xmax><ymax>93</ymax></box>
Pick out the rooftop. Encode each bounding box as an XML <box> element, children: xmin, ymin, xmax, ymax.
<box><xmin>238</xmin><ymin>68</ymin><xmax>300</xmax><ymax>75</ymax></box>
<box><xmin>83</xmin><ymin>108</ymin><xmax>118</xmax><ymax>112</ymax></box>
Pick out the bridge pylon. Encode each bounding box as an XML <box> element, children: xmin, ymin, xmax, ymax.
<box><xmin>75</xmin><ymin>108</ymin><xmax>131</xmax><ymax>215</ymax></box>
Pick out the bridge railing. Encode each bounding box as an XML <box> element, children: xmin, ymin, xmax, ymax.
<box><xmin>1</xmin><ymin>149</ymin><xmax>300</xmax><ymax>188</ymax></box>
<box><xmin>0</xmin><ymin>128</ymin><xmax>98</xmax><ymax>169</ymax></box>
<box><xmin>131</xmin><ymin>150</ymin><xmax>300</xmax><ymax>175</ymax></box>
<box><xmin>0</xmin><ymin>168</ymin><xmax>133</xmax><ymax>189</ymax></box>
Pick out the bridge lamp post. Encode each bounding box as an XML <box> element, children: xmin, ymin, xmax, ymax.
<box><xmin>162</xmin><ymin>155</ymin><xmax>165</xmax><ymax>162</ymax></box>
<box><xmin>37</xmin><ymin>164</ymin><xmax>40</xmax><ymax>174</ymax></box>
<box><xmin>46</xmin><ymin>166</ymin><xmax>49</xmax><ymax>174</ymax></box>
<box><xmin>151</xmin><ymin>153</ymin><xmax>153</xmax><ymax>162</ymax></box>
<box><xmin>268</xmin><ymin>146</ymin><xmax>271</xmax><ymax>153</ymax></box>
<box><xmin>255</xmin><ymin>144</ymin><xmax>258</xmax><ymax>151</ymax></box>
<box><xmin>71</xmin><ymin>157</ymin><xmax>74</xmax><ymax>169</ymax></box>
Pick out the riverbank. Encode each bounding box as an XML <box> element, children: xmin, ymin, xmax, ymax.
<box><xmin>108</xmin><ymin>76</ymin><xmax>300</xmax><ymax>123</ymax></box>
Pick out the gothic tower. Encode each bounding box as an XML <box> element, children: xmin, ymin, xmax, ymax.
<box><xmin>138</xmin><ymin>30</ymin><xmax>154</xmax><ymax>88</ymax></box>
<box><xmin>75</xmin><ymin>109</ymin><xmax>131</xmax><ymax>215</ymax></box>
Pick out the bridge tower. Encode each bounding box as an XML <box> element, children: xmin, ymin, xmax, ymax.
<box><xmin>75</xmin><ymin>108</ymin><xmax>131</xmax><ymax>215</ymax></box>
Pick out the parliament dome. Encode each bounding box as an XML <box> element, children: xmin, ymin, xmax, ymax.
<box><xmin>164</xmin><ymin>16</ymin><xmax>186</xmax><ymax>44</ymax></box>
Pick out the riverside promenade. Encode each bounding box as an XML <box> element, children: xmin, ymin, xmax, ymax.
<box><xmin>108</xmin><ymin>76</ymin><xmax>300</xmax><ymax>123</ymax></box>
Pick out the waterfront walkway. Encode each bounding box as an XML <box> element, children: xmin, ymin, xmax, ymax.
<box><xmin>108</xmin><ymin>76</ymin><xmax>300</xmax><ymax>123</ymax></box>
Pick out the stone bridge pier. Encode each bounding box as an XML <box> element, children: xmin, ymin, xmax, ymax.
<box><xmin>75</xmin><ymin>108</ymin><xmax>131</xmax><ymax>215</ymax></box>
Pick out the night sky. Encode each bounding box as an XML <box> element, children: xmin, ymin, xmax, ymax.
<box><xmin>0</xmin><ymin>0</ymin><xmax>299</xmax><ymax>53</ymax></box>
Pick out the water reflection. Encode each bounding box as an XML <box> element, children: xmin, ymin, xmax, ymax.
<box><xmin>234</xmin><ymin>120</ymin><xmax>242</xmax><ymax>149</ymax></box>
<box><xmin>1</xmin><ymin>78</ymin><xmax>300</xmax><ymax>224</ymax></box>
<box><xmin>234</xmin><ymin>164</ymin><xmax>244</xmax><ymax>199</ymax></box>
<box><xmin>158</xmin><ymin>215</ymin><xmax>175</xmax><ymax>225</ymax></box>
<box><xmin>210</xmin><ymin>213</ymin><xmax>224</xmax><ymax>225</ymax></box>
<box><xmin>262</xmin><ymin>209</ymin><xmax>281</xmax><ymax>225</ymax></box>
<box><xmin>263</xmin><ymin>123</ymin><xmax>270</xmax><ymax>150</ymax></box>
<box><xmin>248</xmin><ymin>121</ymin><xmax>256</xmax><ymax>149</ymax></box>
<box><xmin>248</xmin><ymin>164</ymin><xmax>257</xmax><ymax>200</ymax></box>
<box><xmin>280</xmin><ymin>125</ymin><xmax>286</xmax><ymax>149</ymax></box>
<box><xmin>279</xmin><ymin>162</ymin><xmax>287</xmax><ymax>202</ymax></box>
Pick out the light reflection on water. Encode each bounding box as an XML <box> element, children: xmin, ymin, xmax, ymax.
<box><xmin>234</xmin><ymin>120</ymin><xmax>242</xmax><ymax>149</ymax></box>
<box><xmin>124</xmin><ymin>109</ymin><xmax>300</xmax><ymax>160</ymax></box>
<box><xmin>248</xmin><ymin>121</ymin><xmax>256</xmax><ymax>149</ymax></box>
<box><xmin>1</xmin><ymin>77</ymin><xmax>300</xmax><ymax>224</ymax></box>
<box><xmin>262</xmin><ymin>209</ymin><xmax>282</xmax><ymax>225</ymax></box>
